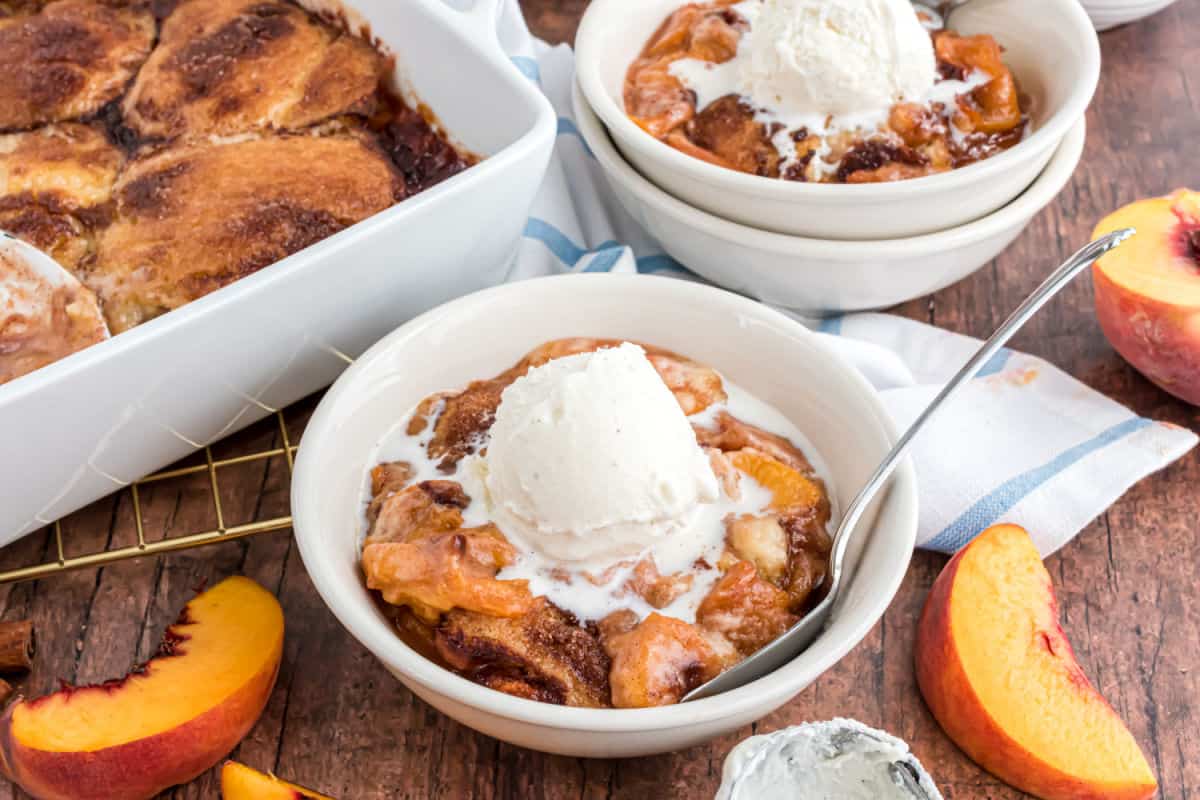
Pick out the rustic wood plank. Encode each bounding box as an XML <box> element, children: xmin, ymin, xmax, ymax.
<box><xmin>0</xmin><ymin>2</ymin><xmax>1197</xmax><ymax>799</ymax></box>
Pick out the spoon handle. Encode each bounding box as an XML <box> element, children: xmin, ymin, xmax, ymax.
<box><xmin>827</xmin><ymin>228</ymin><xmax>1135</xmax><ymax>581</ymax></box>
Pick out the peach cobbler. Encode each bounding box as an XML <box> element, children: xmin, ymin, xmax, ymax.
<box><xmin>0</xmin><ymin>0</ymin><xmax>474</xmax><ymax>383</ymax></box>
<box><xmin>360</xmin><ymin>339</ymin><xmax>835</xmax><ymax>708</ymax></box>
<box><xmin>626</xmin><ymin>0</ymin><xmax>1029</xmax><ymax>183</ymax></box>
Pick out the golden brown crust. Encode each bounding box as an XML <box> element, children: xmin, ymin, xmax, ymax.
<box><xmin>0</xmin><ymin>122</ymin><xmax>122</xmax><ymax>269</ymax></box>
<box><xmin>365</xmin><ymin>478</ymin><xmax>468</xmax><ymax>546</ymax></box>
<box><xmin>362</xmin><ymin>526</ymin><xmax>534</xmax><ymax>624</ymax></box>
<box><xmin>84</xmin><ymin>132</ymin><xmax>402</xmax><ymax>332</ymax></box>
<box><xmin>0</xmin><ymin>0</ymin><xmax>154</xmax><ymax>130</ymax></box>
<box><xmin>436</xmin><ymin>600</ymin><xmax>611</xmax><ymax>708</ymax></box>
<box><xmin>626</xmin><ymin>558</ymin><xmax>694</xmax><ymax>610</ymax></box>
<box><xmin>684</xmin><ymin>95</ymin><xmax>780</xmax><ymax>177</ymax></box>
<box><xmin>602</xmin><ymin>612</ymin><xmax>721</xmax><ymax>708</ymax></box>
<box><xmin>121</xmin><ymin>0</ymin><xmax>384</xmax><ymax>140</ymax></box>
<box><xmin>695</xmin><ymin>561</ymin><xmax>797</xmax><ymax>656</ymax></box>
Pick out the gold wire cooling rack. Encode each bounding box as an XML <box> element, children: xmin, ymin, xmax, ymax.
<box><xmin>0</xmin><ymin>409</ymin><xmax>301</xmax><ymax>585</ymax></box>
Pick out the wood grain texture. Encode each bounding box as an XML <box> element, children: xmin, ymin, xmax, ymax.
<box><xmin>1</xmin><ymin>2</ymin><xmax>1198</xmax><ymax>798</ymax></box>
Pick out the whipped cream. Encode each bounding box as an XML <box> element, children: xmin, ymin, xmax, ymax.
<box><xmin>368</xmin><ymin>348</ymin><xmax>837</xmax><ymax>623</ymax></box>
<box><xmin>717</xmin><ymin>719</ymin><xmax>944</xmax><ymax>800</ymax></box>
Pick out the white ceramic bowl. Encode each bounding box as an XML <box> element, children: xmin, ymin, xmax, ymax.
<box><xmin>573</xmin><ymin>81</ymin><xmax>1086</xmax><ymax>315</ymax></box>
<box><xmin>1081</xmin><ymin>0</ymin><xmax>1178</xmax><ymax>31</ymax></box>
<box><xmin>575</xmin><ymin>0</ymin><xmax>1099</xmax><ymax>240</ymax></box>
<box><xmin>292</xmin><ymin>274</ymin><xmax>918</xmax><ymax>758</ymax></box>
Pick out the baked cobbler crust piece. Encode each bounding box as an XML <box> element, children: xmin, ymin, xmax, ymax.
<box><xmin>0</xmin><ymin>123</ymin><xmax>122</xmax><ymax>270</ymax></box>
<box><xmin>0</xmin><ymin>245</ymin><xmax>107</xmax><ymax>385</ymax></box>
<box><xmin>83</xmin><ymin>132</ymin><xmax>403</xmax><ymax>333</ymax></box>
<box><xmin>437</xmin><ymin>601</ymin><xmax>613</xmax><ymax>708</ymax></box>
<box><xmin>362</xmin><ymin>339</ymin><xmax>834</xmax><ymax>709</ymax></box>
<box><xmin>0</xmin><ymin>0</ymin><xmax>154</xmax><ymax>130</ymax></box>
<box><xmin>122</xmin><ymin>0</ymin><xmax>385</xmax><ymax>140</ymax></box>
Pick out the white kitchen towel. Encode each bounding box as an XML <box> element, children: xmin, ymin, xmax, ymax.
<box><xmin>490</xmin><ymin>4</ymin><xmax>1197</xmax><ymax>555</ymax></box>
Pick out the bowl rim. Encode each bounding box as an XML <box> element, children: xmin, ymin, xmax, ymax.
<box><xmin>575</xmin><ymin>0</ymin><xmax>1100</xmax><ymax>203</ymax></box>
<box><xmin>572</xmin><ymin>78</ymin><xmax>1088</xmax><ymax>255</ymax></box>
<box><xmin>292</xmin><ymin>273</ymin><xmax>919</xmax><ymax>732</ymax></box>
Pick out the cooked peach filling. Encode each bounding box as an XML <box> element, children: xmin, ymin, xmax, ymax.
<box><xmin>624</xmin><ymin>2</ymin><xmax>1028</xmax><ymax>183</ymax></box>
<box><xmin>360</xmin><ymin>339</ymin><xmax>833</xmax><ymax>709</ymax></box>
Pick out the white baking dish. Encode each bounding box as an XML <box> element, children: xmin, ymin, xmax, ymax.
<box><xmin>0</xmin><ymin>0</ymin><xmax>555</xmax><ymax>546</ymax></box>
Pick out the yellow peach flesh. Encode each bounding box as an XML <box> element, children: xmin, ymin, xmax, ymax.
<box><xmin>12</xmin><ymin>577</ymin><xmax>282</xmax><ymax>752</ymax></box>
<box><xmin>730</xmin><ymin>451</ymin><xmax>823</xmax><ymax>510</ymax></box>
<box><xmin>1092</xmin><ymin>189</ymin><xmax>1200</xmax><ymax>404</ymax></box>
<box><xmin>917</xmin><ymin>524</ymin><xmax>1157</xmax><ymax>799</ymax></box>
<box><xmin>0</xmin><ymin>576</ymin><xmax>284</xmax><ymax>800</ymax></box>
<box><xmin>222</xmin><ymin>760</ymin><xmax>332</xmax><ymax>799</ymax></box>
<box><xmin>950</xmin><ymin>527</ymin><xmax>1154</xmax><ymax>789</ymax></box>
<box><xmin>1094</xmin><ymin>190</ymin><xmax>1200</xmax><ymax>307</ymax></box>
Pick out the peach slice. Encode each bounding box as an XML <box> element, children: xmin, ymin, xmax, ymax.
<box><xmin>730</xmin><ymin>450</ymin><xmax>825</xmax><ymax>511</ymax></box>
<box><xmin>916</xmin><ymin>524</ymin><xmax>1156</xmax><ymax>799</ymax></box>
<box><xmin>0</xmin><ymin>576</ymin><xmax>284</xmax><ymax>800</ymax></box>
<box><xmin>221</xmin><ymin>760</ymin><xmax>332</xmax><ymax>799</ymax></box>
<box><xmin>1093</xmin><ymin>189</ymin><xmax>1200</xmax><ymax>405</ymax></box>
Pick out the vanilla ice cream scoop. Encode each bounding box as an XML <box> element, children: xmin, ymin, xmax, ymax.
<box><xmin>742</xmin><ymin>0</ymin><xmax>937</xmax><ymax>116</ymax></box>
<box><xmin>672</xmin><ymin>0</ymin><xmax>938</xmax><ymax>120</ymax></box>
<box><xmin>475</xmin><ymin>343</ymin><xmax>719</xmax><ymax>565</ymax></box>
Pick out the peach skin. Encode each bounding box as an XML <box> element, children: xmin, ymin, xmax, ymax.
<box><xmin>915</xmin><ymin>524</ymin><xmax>1156</xmax><ymax>800</ymax></box>
<box><xmin>222</xmin><ymin>760</ymin><xmax>333</xmax><ymax>799</ymax></box>
<box><xmin>1093</xmin><ymin>189</ymin><xmax>1200</xmax><ymax>405</ymax></box>
<box><xmin>0</xmin><ymin>576</ymin><xmax>284</xmax><ymax>800</ymax></box>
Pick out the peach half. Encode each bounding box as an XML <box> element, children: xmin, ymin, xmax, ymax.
<box><xmin>916</xmin><ymin>524</ymin><xmax>1156</xmax><ymax>799</ymax></box>
<box><xmin>221</xmin><ymin>760</ymin><xmax>332</xmax><ymax>799</ymax></box>
<box><xmin>0</xmin><ymin>576</ymin><xmax>284</xmax><ymax>800</ymax></box>
<box><xmin>1093</xmin><ymin>189</ymin><xmax>1200</xmax><ymax>405</ymax></box>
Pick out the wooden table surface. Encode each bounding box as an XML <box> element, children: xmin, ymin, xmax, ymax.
<box><xmin>2</xmin><ymin>2</ymin><xmax>1198</xmax><ymax>798</ymax></box>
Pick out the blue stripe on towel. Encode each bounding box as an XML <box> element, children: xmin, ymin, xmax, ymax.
<box><xmin>818</xmin><ymin>316</ymin><xmax>844</xmax><ymax>335</ymax></box>
<box><xmin>922</xmin><ymin>416</ymin><xmax>1153</xmax><ymax>553</ymax></box>
<box><xmin>635</xmin><ymin>254</ymin><xmax>688</xmax><ymax>275</ymax></box>
<box><xmin>523</xmin><ymin>218</ymin><xmax>586</xmax><ymax>264</ymax></box>
<box><xmin>523</xmin><ymin>220</ymin><xmax>629</xmax><ymax>272</ymax></box>
<box><xmin>976</xmin><ymin>347</ymin><xmax>1014</xmax><ymax>378</ymax></box>
<box><xmin>518</xmin><ymin>219</ymin><xmax>707</xmax><ymax>278</ymax></box>
<box><xmin>510</xmin><ymin>56</ymin><xmax>540</xmax><ymax>83</ymax></box>
<box><xmin>582</xmin><ymin>241</ymin><xmax>625</xmax><ymax>272</ymax></box>
<box><xmin>557</xmin><ymin>118</ymin><xmax>594</xmax><ymax>157</ymax></box>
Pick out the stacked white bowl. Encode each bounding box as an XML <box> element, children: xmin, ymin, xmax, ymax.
<box><xmin>1080</xmin><ymin>0</ymin><xmax>1179</xmax><ymax>31</ymax></box>
<box><xmin>573</xmin><ymin>0</ymin><xmax>1101</xmax><ymax>315</ymax></box>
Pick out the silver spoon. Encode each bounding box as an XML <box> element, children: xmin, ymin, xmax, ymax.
<box><xmin>684</xmin><ymin>228</ymin><xmax>1135</xmax><ymax>702</ymax></box>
